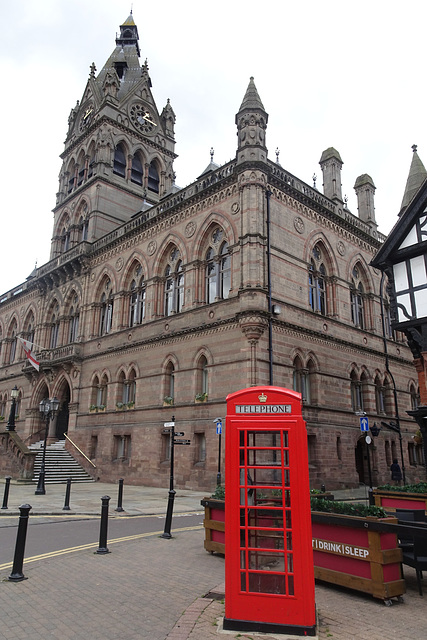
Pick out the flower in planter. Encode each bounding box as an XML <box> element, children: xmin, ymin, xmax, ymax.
<box><xmin>126</xmin><ymin>401</ymin><xmax>135</xmax><ymax>409</ymax></box>
<box><xmin>89</xmin><ymin>404</ymin><xmax>97</xmax><ymax>412</ymax></box>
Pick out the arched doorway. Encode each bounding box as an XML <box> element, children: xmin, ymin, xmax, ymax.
<box><xmin>55</xmin><ymin>382</ymin><xmax>70</xmax><ymax>440</ymax></box>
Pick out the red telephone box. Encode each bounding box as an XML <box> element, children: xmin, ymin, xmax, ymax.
<box><xmin>224</xmin><ymin>386</ymin><xmax>316</xmax><ymax>636</ymax></box>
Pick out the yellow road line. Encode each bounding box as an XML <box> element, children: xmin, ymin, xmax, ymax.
<box><xmin>0</xmin><ymin>525</ymin><xmax>203</xmax><ymax>571</ymax></box>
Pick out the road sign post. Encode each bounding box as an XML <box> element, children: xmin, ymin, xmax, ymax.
<box><xmin>214</xmin><ymin>418</ymin><xmax>222</xmax><ymax>485</ymax></box>
<box><xmin>162</xmin><ymin>417</ymin><xmax>175</xmax><ymax>539</ymax></box>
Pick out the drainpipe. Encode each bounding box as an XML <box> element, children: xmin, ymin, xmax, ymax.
<box><xmin>266</xmin><ymin>189</ymin><xmax>273</xmax><ymax>385</ymax></box>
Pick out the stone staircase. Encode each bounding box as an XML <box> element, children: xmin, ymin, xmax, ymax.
<box><xmin>29</xmin><ymin>440</ymin><xmax>95</xmax><ymax>484</ymax></box>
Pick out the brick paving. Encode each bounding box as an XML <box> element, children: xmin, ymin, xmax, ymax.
<box><xmin>1</xmin><ymin>481</ymin><xmax>426</xmax><ymax>639</ymax></box>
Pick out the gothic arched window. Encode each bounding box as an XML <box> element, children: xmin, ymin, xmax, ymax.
<box><xmin>129</xmin><ymin>265</ymin><xmax>145</xmax><ymax>327</ymax></box>
<box><xmin>350</xmin><ymin>265</ymin><xmax>366</xmax><ymax>329</ymax></box>
<box><xmin>165</xmin><ymin>361</ymin><xmax>175</xmax><ymax>401</ymax></box>
<box><xmin>164</xmin><ymin>249</ymin><xmax>184</xmax><ymax>316</ymax></box>
<box><xmin>9</xmin><ymin>327</ymin><xmax>17</xmax><ymax>364</ymax></box>
<box><xmin>131</xmin><ymin>154</ymin><xmax>143</xmax><ymax>185</ymax></box>
<box><xmin>113</xmin><ymin>144</ymin><xmax>127</xmax><ymax>177</ymax></box>
<box><xmin>148</xmin><ymin>162</ymin><xmax>159</xmax><ymax>193</ymax></box>
<box><xmin>205</xmin><ymin>229</ymin><xmax>231</xmax><ymax>303</ymax></box>
<box><xmin>68</xmin><ymin>296</ymin><xmax>80</xmax><ymax>343</ymax></box>
<box><xmin>293</xmin><ymin>356</ymin><xmax>310</xmax><ymax>404</ymax></box>
<box><xmin>50</xmin><ymin>304</ymin><xmax>60</xmax><ymax>349</ymax></box>
<box><xmin>350</xmin><ymin>370</ymin><xmax>363</xmax><ymax>412</ymax></box>
<box><xmin>308</xmin><ymin>244</ymin><xmax>327</xmax><ymax>315</ymax></box>
<box><xmin>196</xmin><ymin>354</ymin><xmax>209</xmax><ymax>397</ymax></box>
<box><xmin>79</xmin><ymin>216</ymin><xmax>89</xmax><ymax>242</ymax></box>
<box><xmin>99</xmin><ymin>280</ymin><xmax>114</xmax><ymax>336</ymax></box>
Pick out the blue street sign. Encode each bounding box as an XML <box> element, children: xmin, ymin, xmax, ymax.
<box><xmin>216</xmin><ymin>419</ymin><xmax>222</xmax><ymax>435</ymax></box>
<box><xmin>360</xmin><ymin>417</ymin><xmax>369</xmax><ymax>432</ymax></box>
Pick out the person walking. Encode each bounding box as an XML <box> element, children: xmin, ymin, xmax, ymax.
<box><xmin>390</xmin><ymin>458</ymin><xmax>402</xmax><ymax>485</ymax></box>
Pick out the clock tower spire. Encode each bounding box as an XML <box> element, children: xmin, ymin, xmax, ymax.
<box><xmin>51</xmin><ymin>13</ymin><xmax>177</xmax><ymax>259</ymax></box>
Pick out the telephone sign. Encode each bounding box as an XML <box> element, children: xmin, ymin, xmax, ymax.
<box><xmin>224</xmin><ymin>386</ymin><xmax>316</xmax><ymax>636</ymax></box>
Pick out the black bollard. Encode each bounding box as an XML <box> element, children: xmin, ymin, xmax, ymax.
<box><xmin>161</xmin><ymin>489</ymin><xmax>176</xmax><ymax>539</ymax></box>
<box><xmin>1</xmin><ymin>476</ymin><xmax>12</xmax><ymax>510</ymax></box>
<box><xmin>8</xmin><ymin>504</ymin><xmax>32</xmax><ymax>581</ymax></box>
<box><xmin>96</xmin><ymin>495</ymin><xmax>111</xmax><ymax>554</ymax></box>
<box><xmin>115</xmin><ymin>478</ymin><xmax>124</xmax><ymax>512</ymax></box>
<box><xmin>62</xmin><ymin>478</ymin><xmax>72</xmax><ymax>511</ymax></box>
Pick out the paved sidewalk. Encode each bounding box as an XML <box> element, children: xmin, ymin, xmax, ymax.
<box><xmin>0</xmin><ymin>477</ymin><xmax>208</xmax><ymax>517</ymax></box>
<box><xmin>0</xmin><ymin>480</ymin><xmax>426</xmax><ymax>639</ymax></box>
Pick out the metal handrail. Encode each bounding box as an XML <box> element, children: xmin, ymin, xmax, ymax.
<box><xmin>64</xmin><ymin>433</ymin><xmax>96</xmax><ymax>468</ymax></box>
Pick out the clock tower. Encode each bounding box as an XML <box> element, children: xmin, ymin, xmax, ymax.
<box><xmin>51</xmin><ymin>12</ymin><xmax>177</xmax><ymax>259</ymax></box>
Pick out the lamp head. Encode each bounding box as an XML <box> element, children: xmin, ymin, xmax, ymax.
<box><xmin>11</xmin><ymin>385</ymin><xmax>19</xmax><ymax>400</ymax></box>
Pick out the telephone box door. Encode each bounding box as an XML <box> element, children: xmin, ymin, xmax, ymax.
<box><xmin>224</xmin><ymin>386</ymin><xmax>316</xmax><ymax>636</ymax></box>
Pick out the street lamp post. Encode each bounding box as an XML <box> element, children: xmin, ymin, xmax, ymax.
<box><xmin>6</xmin><ymin>386</ymin><xmax>19</xmax><ymax>432</ymax></box>
<box><xmin>35</xmin><ymin>397</ymin><xmax>60</xmax><ymax>495</ymax></box>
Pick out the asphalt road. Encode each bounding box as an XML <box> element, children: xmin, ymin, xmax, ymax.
<box><xmin>0</xmin><ymin>511</ymin><xmax>204</xmax><ymax>566</ymax></box>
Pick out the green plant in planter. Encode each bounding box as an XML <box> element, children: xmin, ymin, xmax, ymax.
<box><xmin>310</xmin><ymin>497</ymin><xmax>387</xmax><ymax>518</ymax></box>
<box><xmin>126</xmin><ymin>401</ymin><xmax>135</xmax><ymax>408</ymax></box>
<box><xmin>89</xmin><ymin>404</ymin><xmax>97</xmax><ymax>411</ymax></box>
<box><xmin>163</xmin><ymin>396</ymin><xmax>174</xmax><ymax>405</ymax></box>
<box><xmin>376</xmin><ymin>481</ymin><xmax>427</xmax><ymax>493</ymax></box>
<box><xmin>116</xmin><ymin>402</ymin><xmax>124</xmax><ymax>410</ymax></box>
<box><xmin>212</xmin><ymin>485</ymin><xmax>225</xmax><ymax>500</ymax></box>
<box><xmin>98</xmin><ymin>404</ymin><xmax>106</xmax><ymax>411</ymax></box>
<box><xmin>195</xmin><ymin>392</ymin><xmax>208</xmax><ymax>402</ymax></box>
<box><xmin>0</xmin><ymin>415</ymin><xmax>4</xmax><ymax>421</ymax></box>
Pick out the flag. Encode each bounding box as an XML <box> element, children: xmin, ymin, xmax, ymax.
<box><xmin>18</xmin><ymin>337</ymin><xmax>40</xmax><ymax>371</ymax></box>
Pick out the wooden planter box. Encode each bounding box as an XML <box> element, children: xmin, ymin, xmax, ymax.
<box><xmin>202</xmin><ymin>499</ymin><xmax>405</xmax><ymax>602</ymax></box>
<box><xmin>311</xmin><ymin>512</ymin><xmax>405</xmax><ymax>602</ymax></box>
<box><xmin>373</xmin><ymin>489</ymin><xmax>427</xmax><ymax>515</ymax></box>
<box><xmin>201</xmin><ymin>498</ymin><xmax>225</xmax><ymax>554</ymax></box>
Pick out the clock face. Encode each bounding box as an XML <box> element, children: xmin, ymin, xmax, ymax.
<box><xmin>130</xmin><ymin>103</ymin><xmax>157</xmax><ymax>133</ymax></box>
<box><xmin>79</xmin><ymin>104</ymin><xmax>94</xmax><ymax>131</ymax></box>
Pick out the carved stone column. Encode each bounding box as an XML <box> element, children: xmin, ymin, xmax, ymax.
<box><xmin>239</xmin><ymin>314</ymin><xmax>268</xmax><ymax>387</ymax></box>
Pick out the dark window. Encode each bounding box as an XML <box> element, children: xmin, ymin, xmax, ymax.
<box><xmin>113</xmin><ymin>144</ymin><xmax>126</xmax><ymax>177</ymax></box>
<box><xmin>131</xmin><ymin>155</ymin><xmax>143</xmax><ymax>185</ymax></box>
<box><xmin>148</xmin><ymin>163</ymin><xmax>159</xmax><ymax>192</ymax></box>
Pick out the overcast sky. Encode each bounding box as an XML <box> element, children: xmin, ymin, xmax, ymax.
<box><xmin>0</xmin><ymin>0</ymin><xmax>426</xmax><ymax>295</ymax></box>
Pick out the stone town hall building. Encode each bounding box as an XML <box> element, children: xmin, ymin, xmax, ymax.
<box><xmin>0</xmin><ymin>14</ymin><xmax>422</xmax><ymax>491</ymax></box>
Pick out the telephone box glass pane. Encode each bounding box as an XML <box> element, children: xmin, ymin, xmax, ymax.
<box><xmin>238</xmin><ymin>428</ymin><xmax>294</xmax><ymax>596</ymax></box>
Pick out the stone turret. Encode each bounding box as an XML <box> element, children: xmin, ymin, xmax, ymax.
<box><xmin>319</xmin><ymin>148</ymin><xmax>343</xmax><ymax>203</ymax></box>
<box><xmin>235</xmin><ymin>77</ymin><xmax>268</xmax><ymax>164</ymax></box>
<box><xmin>354</xmin><ymin>174</ymin><xmax>377</xmax><ymax>230</ymax></box>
